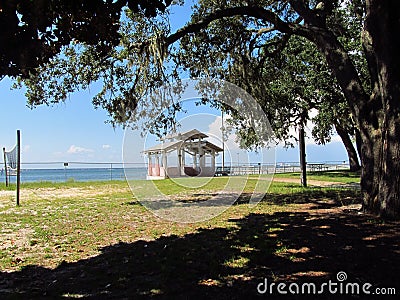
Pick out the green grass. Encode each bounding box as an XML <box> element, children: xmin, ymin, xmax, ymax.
<box><xmin>153</xmin><ymin>176</ymin><xmax>230</xmax><ymax>195</ymax></box>
<box><xmin>0</xmin><ymin>173</ymin><xmax>360</xmax><ymax>272</ymax></box>
<box><xmin>0</xmin><ymin>169</ymin><xmax>360</xmax><ymax>191</ymax></box>
<box><xmin>274</xmin><ymin>169</ymin><xmax>360</xmax><ymax>184</ymax></box>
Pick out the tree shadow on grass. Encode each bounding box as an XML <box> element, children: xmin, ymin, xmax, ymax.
<box><xmin>1</xmin><ymin>194</ymin><xmax>399</xmax><ymax>299</ymax></box>
<box><xmin>236</xmin><ymin>187</ymin><xmax>361</xmax><ymax>209</ymax></box>
<box><xmin>125</xmin><ymin>186</ymin><xmax>361</xmax><ymax>209</ymax></box>
<box><xmin>308</xmin><ymin>170</ymin><xmax>361</xmax><ymax>180</ymax></box>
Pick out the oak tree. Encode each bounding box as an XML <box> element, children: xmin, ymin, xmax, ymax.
<box><xmin>10</xmin><ymin>0</ymin><xmax>400</xmax><ymax>218</ymax></box>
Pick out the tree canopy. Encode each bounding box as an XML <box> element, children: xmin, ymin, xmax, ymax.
<box><xmin>0</xmin><ymin>0</ymin><xmax>171</xmax><ymax>78</ymax></box>
<box><xmin>19</xmin><ymin>1</ymin><xmax>362</xmax><ymax>157</ymax></box>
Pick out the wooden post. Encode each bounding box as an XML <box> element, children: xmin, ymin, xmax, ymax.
<box><xmin>155</xmin><ymin>154</ymin><xmax>160</xmax><ymax>176</ymax></box>
<box><xmin>299</xmin><ymin>124</ymin><xmax>307</xmax><ymax>187</ymax></box>
<box><xmin>181</xmin><ymin>149</ymin><xmax>185</xmax><ymax>175</ymax></box>
<box><xmin>162</xmin><ymin>151</ymin><xmax>167</xmax><ymax>178</ymax></box>
<box><xmin>63</xmin><ymin>162</ymin><xmax>69</xmax><ymax>181</ymax></box>
<box><xmin>211</xmin><ymin>151</ymin><xmax>215</xmax><ymax>171</ymax></box>
<box><xmin>16</xmin><ymin>130</ymin><xmax>21</xmax><ymax>206</ymax></box>
<box><xmin>3</xmin><ymin>147</ymin><xmax>8</xmax><ymax>187</ymax></box>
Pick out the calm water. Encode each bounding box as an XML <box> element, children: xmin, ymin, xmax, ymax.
<box><xmin>3</xmin><ymin>168</ymin><xmax>148</xmax><ymax>183</ymax></box>
<box><xmin>2</xmin><ymin>163</ymin><xmax>348</xmax><ymax>183</ymax></box>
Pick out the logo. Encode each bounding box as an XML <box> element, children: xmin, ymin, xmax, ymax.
<box><xmin>257</xmin><ymin>271</ymin><xmax>396</xmax><ymax>295</ymax></box>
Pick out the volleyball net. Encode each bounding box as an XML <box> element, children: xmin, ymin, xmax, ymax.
<box><xmin>2</xmin><ymin>130</ymin><xmax>21</xmax><ymax>205</ymax></box>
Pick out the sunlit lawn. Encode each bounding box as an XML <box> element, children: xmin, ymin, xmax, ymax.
<box><xmin>0</xmin><ymin>174</ymin><xmax>358</xmax><ymax>272</ymax></box>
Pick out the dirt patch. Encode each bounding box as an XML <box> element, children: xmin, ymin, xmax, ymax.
<box><xmin>0</xmin><ymin>227</ymin><xmax>34</xmax><ymax>251</ymax></box>
<box><xmin>30</xmin><ymin>187</ymin><xmax>105</xmax><ymax>199</ymax></box>
<box><xmin>0</xmin><ymin>191</ymin><xmax>14</xmax><ymax>197</ymax></box>
<box><xmin>273</xmin><ymin>177</ymin><xmax>358</xmax><ymax>188</ymax></box>
<box><xmin>0</xmin><ymin>185</ymin><xmax>131</xmax><ymax>202</ymax></box>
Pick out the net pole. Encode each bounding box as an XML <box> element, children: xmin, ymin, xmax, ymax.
<box><xmin>3</xmin><ymin>147</ymin><xmax>7</xmax><ymax>187</ymax></box>
<box><xmin>2</xmin><ymin>147</ymin><xmax>8</xmax><ymax>187</ymax></box>
<box><xmin>16</xmin><ymin>130</ymin><xmax>21</xmax><ymax>206</ymax></box>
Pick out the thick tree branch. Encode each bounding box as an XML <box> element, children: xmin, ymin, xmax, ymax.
<box><xmin>252</xmin><ymin>34</ymin><xmax>291</xmax><ymax>58</ymax></box>
<box><xmin>289</xmin><ymin>0</ymin><xmax>329</xmax><ymax>27</ymax></box>
<box><xmin>165</xmin><ymin>6</ymin><xmax>294</xmax><ymax>45</ymax></box>
<box><xmin>247</xmin><ymin>27</ymin><xmax>276</xmax><ymax>34</ymax></box>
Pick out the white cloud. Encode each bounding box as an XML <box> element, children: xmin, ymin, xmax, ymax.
<box><xmin>22</xmin><ymin>145</ymin><xmax>31</xmax><ymax>153</ymax></box>
<box><xmin>278</xmin><ymin>109</ymin><xmax>343</xmax><ymax>146</ymax></box>
<box><xmin>282</xmin><ymin>125</ymin><xmax>340</xmax><ymax>147</ymax></box>
<box><xmin>67</xmin><ymin>145</ymin><xmax>94</xmax><ymax>154</ymax></box>
<box><xmin>102</xmin><ymin>144</ymin><xmax>111</xmax><ymax>150</ymax></box>
<box><xmin>207</xmin><ymin>116</ymin><xmax>241</xmax><ymax>151</ymax></box>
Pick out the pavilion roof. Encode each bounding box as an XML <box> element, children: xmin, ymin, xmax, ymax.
<box><xmin>161</xmin><ymin>129</ymin><xmax>208</xmax><ymax>141</ymax></box>
<box><xmin>144</xmin><ymin>129</ymin><xmax>223</xmax><ymax>154</ymax></box>
<box><xmin>143</xmin><ymin>140</ymin><xmax>183</xmax><ymax>154</ymax></box>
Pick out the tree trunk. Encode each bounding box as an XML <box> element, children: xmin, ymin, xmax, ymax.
<box><xmin>305</xmin><ymin>0</ymin><xmax>400</xmax><ymax>218</ymax></box>
<box><xmin>355</xmin><ymin>128</ymin><xmax>362</xmax><ymax>165</ymax></box>
<box><xmin>358</xmin><ymin>0</ymin><xmax>400</xmax><ymax>219</ymax></box>
<box><xmin>359</xmin><ymin>117</ymin><xmax>400</xmax><ymax>219</ymax></box>
<box><xmin>334</xmin><ymin>124</ymin><xmax>360</xmax><ymax>172</ymax></box>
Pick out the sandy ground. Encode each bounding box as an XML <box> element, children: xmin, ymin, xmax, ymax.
<box><xmin>272</xmin><ymin>177</ymin><xmax>359</xmax><ymax>188</ymax></box>
<box><xmin>0</xmin><ymin>185</ymin><xmax>131</xmax><ymax>202</ymax></box>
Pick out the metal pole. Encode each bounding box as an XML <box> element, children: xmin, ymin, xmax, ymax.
<box><xmin>221</xmin><ymin>110</ymin><xmax>225</xmax><ymax>172</ymax></box>
<box><xmin>299</xmin><ymin>124</ymin><xmax>307</xmax><ymax>187</ymax></box>
<box><xmin>110</xmin><ymin>163</ymin><xmax>113</xmax><ymax>181</ymax></box>
<box><xmin>16</xmin><ymin>130</ymin><xmax>21</xmax><ymax>206</ymax></box>
<box><xmin>3</xmin><ymin>147</ymin><xmax>8</xmax><ymax>187</ymax></box>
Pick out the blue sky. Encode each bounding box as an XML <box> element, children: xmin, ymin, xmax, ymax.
<box><xmin>0</xmin><ymin>78</ymin><xmax>123</xmax><ymax>164</ymax></box>
<box><xmin>0</xmin><ymin>1</ymin><xmax>350</xmax><ymax>168</ymax></box>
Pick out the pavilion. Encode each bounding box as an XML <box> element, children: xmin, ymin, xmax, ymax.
<box><xmin>143</xmin><ymin>129</ymin><xmax>223</xmax><ymax>179</ymax></box>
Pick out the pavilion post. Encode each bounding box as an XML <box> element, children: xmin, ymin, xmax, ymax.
<box><xmin>147</xmin><ymin>154</ymin><xmax>152</xmax><ymax>176</ymax></box>
<box><xmin>211</xmin><ymin>151</ymin><xmax>215</xmax><ymax>171</ymax></box>
<box><xmin>162</xmin><ymin>151</ymin><xmax>167</xmax><ymax>177</ymax></box>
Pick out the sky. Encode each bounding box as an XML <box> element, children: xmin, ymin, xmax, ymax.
<box><xmin>0</xmin><ymin>1</ymin><xmax>350</xmax><ymax>169</ymax></box>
